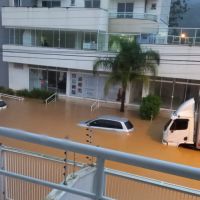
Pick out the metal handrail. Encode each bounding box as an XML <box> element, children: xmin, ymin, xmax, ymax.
<box><xmin>0</xmin><ymin>93</ymin><xmax>24</xmax><ymax>101</ymax></box>
<box><xmin>91</xmin><ymin>100</ymin><xmax>100</xmax><ymax>112</ymax></box>
<box><xmin>45</xmin><ymin>92</ymin><xmax>57</xmax><ymax>105</ymax></box>
<box><xmin>109</xmin><ymin>11</ymin><xmax>157</xmax><ymax>21</ymax></box>
<box><xmin>0</xmin><ymin>127</ymin><xmax>200</xmax><ymax>181</ymax></box>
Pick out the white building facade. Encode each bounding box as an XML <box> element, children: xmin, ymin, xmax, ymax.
<box><xmin>2</xmin><ymin>0</ymin><xmax>200</xmax><ymax>109</ymax></box>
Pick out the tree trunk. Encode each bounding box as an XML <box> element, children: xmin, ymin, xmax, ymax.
<box><xmin>120</xmin><ymin>89</ymin><xmax>126</xmax><ymax>112</ymax></box>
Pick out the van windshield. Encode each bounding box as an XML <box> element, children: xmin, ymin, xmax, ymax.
<box><xmin>164</xmin><ymin>119</ymin><xmax>172</xmax><ymax>131</ymax></box>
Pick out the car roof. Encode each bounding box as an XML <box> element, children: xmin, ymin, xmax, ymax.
<box><xmin>96</xmin><ymin>115</ymin><xmax>129</xmax><ymax>123</ymax></box>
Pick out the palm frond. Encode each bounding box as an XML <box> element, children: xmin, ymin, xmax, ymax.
<box><xmin>93</xmin><ymin>57</ymin><xmax>114</xmax><ymax>74</ymax></box>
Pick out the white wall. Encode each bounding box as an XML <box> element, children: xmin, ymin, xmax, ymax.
<box><xmin>5</xmin><ymin>44</ymin><xmax>200</xmax><ymax>84</ymax></box>
<box><xmin>9</xmin><ymin>63</ymin><xmax>29</xmax><ymax>90</ymax></box>
<box><xmin>143</xmin><ymin>44</ymin><xmax>200</xmax><ymax>80</ymax></box>
<box><xmin>2</xmin><ymin>7</ymin><xmax>108</xmax><ymax>32</ymax></box>
<box><xmin>3</xmin><ymin>45</ymin><xmax>114</xmax><ymax>71</ymax></box>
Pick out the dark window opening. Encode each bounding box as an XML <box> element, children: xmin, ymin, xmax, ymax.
<box><xmin>89</xmin><ymin>119</ymin><xmax>123</xmax><ymax>129</ymax></box>
<box><xmin>170</xmin><ymin>119</ymin><xmax>189</xmax><ymax>131</ymax></box>
<box><xmin>85</xmin><ymin>0</ymin><xmax>100</xmax><ymax>8</ymax></box>
<box><xmin>42</xmin><ymin>1</ymin><xmax>61</xmax><ymax>7</ymax></box>
<box><xmin>117</xmin><ymin>3</ymin><xmax>134</xmax><ymax>18</ymax></box>
<box><xmin>151</xmin><ymin>3</ymin><xmax>156</xmax><ymax>10</ymax></box>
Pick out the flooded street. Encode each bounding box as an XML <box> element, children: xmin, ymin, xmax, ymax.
<box><xmin>0</xmin><ymin>98</ymin><xmax>200</xmax><ymax>190</ymax></box>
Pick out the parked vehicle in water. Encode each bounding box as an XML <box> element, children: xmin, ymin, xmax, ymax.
<box><xmin>162</xmin><ymin>98</ymin><xmax>200</xmax><ymax>148</ymax></box>
<box><xmin>0</xmin><ymin>99</ymin><xmax>7</xmax><ymax>110</ymax></box>
<box><xmin>78</xmin><ymin>115</ymin><xmax>134</xmax><ymax>133</ymax></box>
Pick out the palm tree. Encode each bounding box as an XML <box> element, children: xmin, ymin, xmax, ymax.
<box><xmin>93</xmin><ymin>37</ymin><xmax>160</xmax><ymax>112</ymax></box>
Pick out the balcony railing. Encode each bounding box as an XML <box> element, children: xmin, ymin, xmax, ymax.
<box><xmin>5</xmin><ymin>27</ymin><xmax>200</xmax><ymax>55</ymax></box>
<box><xmin>0</xmin><ymin>127</ymin><xmax>200</xmax><ymax>200</ymax></box>
<box><xmin>109</xmin><ymin>12</ymin><xmax>157</xmax><ymax>22</ymax></box>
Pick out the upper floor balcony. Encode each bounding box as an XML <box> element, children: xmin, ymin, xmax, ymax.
<box><xmin>2</xmin><ymin>6</ymin><xmax>108</xmax><ymax>31</ymax></box>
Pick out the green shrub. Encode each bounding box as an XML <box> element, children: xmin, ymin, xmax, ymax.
<box><xmin>29</xmin><ymin>89</ymin><xmax>53</xmax><ymax>100</ymax></box>
<box><xmin>140</xmin><ymin>95</ymin><xmax>161</xmax><ymax>120</ymax></box>
<box><xmin>0</xmin><ymin>86</ymin><xmax>5</xmax><ymax>93</ymax></box>
<box><xmin>16</xmin><ymin>89</ymin><xmax>30</xmax><ymax>97</ymax></box>
<box><xmin>0</xmin><ymin>87</ymin><xmax>15</xmax><ymax>95</ymax></box>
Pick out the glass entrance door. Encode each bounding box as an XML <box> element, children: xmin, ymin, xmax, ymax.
<box><xmin>48</xmin><ymin>71</ymin><xmax>57</xmax><ymax>92</ymax></box>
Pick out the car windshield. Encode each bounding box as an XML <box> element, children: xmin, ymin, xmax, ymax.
<box><xmin>125</xmin><ymin>121</ymin><xmax>133</xmax><ymax>130</ymax></box>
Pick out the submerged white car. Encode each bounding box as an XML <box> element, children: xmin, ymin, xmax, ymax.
<box><xmin>0</xmin><ymin>99</ymin><xmax>7</xmax><ymax>110</ymax></box>
<box><xmin>78</xmin><ymin>115</ymin><xmax>134</xmax><ymax>133</ymax></box>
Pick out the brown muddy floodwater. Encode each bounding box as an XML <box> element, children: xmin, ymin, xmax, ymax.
<box><xmin>0</xmin><ymin>98</ymin><xmax>200</xmax><ymax>190</ymax></box>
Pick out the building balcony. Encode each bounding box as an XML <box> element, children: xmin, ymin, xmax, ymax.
<box><xmin>2</xmin><ymin>45</ymin><xmax>113</xmax><ymax>70</ymax></box>
<box><xmin>2</xmin><ymin>7</ymin><xmax>108</xmax><ymax>31</ymax></box>
<box><xmin>108</xmin><ymin>11</ymin><xmax>158</xmax><ymax>34</ymax></box>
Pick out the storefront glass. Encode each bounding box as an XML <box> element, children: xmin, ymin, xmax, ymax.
<box><xmin>129</xmin><ymin>80</ymin><xmax>143</xmax><ymax>104</ymax></box>
<box><xmin>29</xmin><ymin>67</ymin><xmax>66</xmax><ymax>94</ymax></box>
<box><xmin>70</xmin><ymin>73</ymin><xmax>119</xmax><ymax>101</ymax></box>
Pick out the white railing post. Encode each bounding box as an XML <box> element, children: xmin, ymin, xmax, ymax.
<box><xmin>0</xmin><ymin>144</ymin><xmax>5</xmax><ymax>200</ymax></box>
<box><xmin>95</xmin><ymin>157</ymin><xmax>105</xmax><ymax>200</ymax></box>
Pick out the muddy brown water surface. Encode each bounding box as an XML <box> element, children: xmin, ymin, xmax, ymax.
<box><xmin>1</xmin><ymin>98</ymin><xmax>200</xmax><ymax>190</ymax></box>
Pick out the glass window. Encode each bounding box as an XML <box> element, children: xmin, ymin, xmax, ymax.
<box><xmin>125</xmin><ymin>121</ymin><xmax>133</xmax><ymax>130</ymax></box>
<box><xmin>117</xmin><ymin>3</ymin><xmax>134</xmax><ymax>18</ymax></box>
<box><xmin>106</xmin><ymin>120</ymin><xmax>123</xmax><ymax>129</ymax></box>
<box><xmin>85</xmin><ymin>0</ymin><xmax>92</xmax><ymax>8</ymax></box>
<box><xmin>71</xmin><ymin>0</ymin><xmax>75</xmax><ymax>6</ymax></box>
<box><xmin>151</xmin><ymin>3</ymin><xmax>156</xmax><ymax>10</ymax></box>
<box><xmin>125</xmin><ymin>3</ymin><xmax>133</xmax><ymax>18</ymax></box>
<box><xmin>42</xmin><ymin>1</ymin><xmax>61</xmax><ymax>7</ymax></box>
<box><xmin>52</xmin><ymin>1</ymin><xmax>61</xmax><ymax>7</ymax></box>
<box><xmin>93</xmin><ymin>0</ymin><xmax>100</xmax><ymax>8</ymax></box>
<box><xmin>53</xmin><ymin>30</ymin><xmax>60</xmax><ymax>48</ymax></box>
<box><xmin>85</xmin><ymin>0</ymin><xmax>100</xmax><ymax>8</ymax></box>
<box><xmin>60</xmin><ymin>31</ymin><xmax>66</xmax><ymax>48</ymax></box>
<box><xmin>89</xmin><ymin>119</ymin><xmax>123</xmax><ymax>129</ymax></box>
<box><xmin>129</xmin><ymin>80</ymin><xmax>143</xmax><ymax>104</ymax></box>
<box><xmin>170</xmin><ymin>119</ymin><xmax>189</xmax><ymax>131</ymax></box>
<box><xmin>172</xmin><ymin>83</ymin><xmax>187</xmax><ymax>109</ymax></box>
<box><xmin>89</xmin><ymin>119</ymin><xmax>105</xmax><ymax>127</ymax></box>
<box><xmin>66</xmin><ymin>32</ymin><xmax>76</xmax><ymax>49</ymax></box>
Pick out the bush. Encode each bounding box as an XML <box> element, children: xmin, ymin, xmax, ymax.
<box><xmin>16</xmin><ymin>89</ymin><xmax>30</xmax><ymax>97</ymax></box>
<box><xmin>0</xmin><ymin>87</ymin><xmax>15</xmax><ymax>95</ymax></box>
<box><xmin>140</xmin><ymin>95</ymin><xmax>161</xmax><ymax>120</ymax></box>
<box><xmin>1</xmin><ymin>87</ymin><xmax>53</xmax><ymax>100</ymax></box>
<box><xmin>29</xmin><ymin>89</ymin><xmax>53</xmax><ymax>100</ymax></box>
<box><xmin>0</xmin><ymin>86</ymin><xmax>5</xmax><ymax>93</ymax></box>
